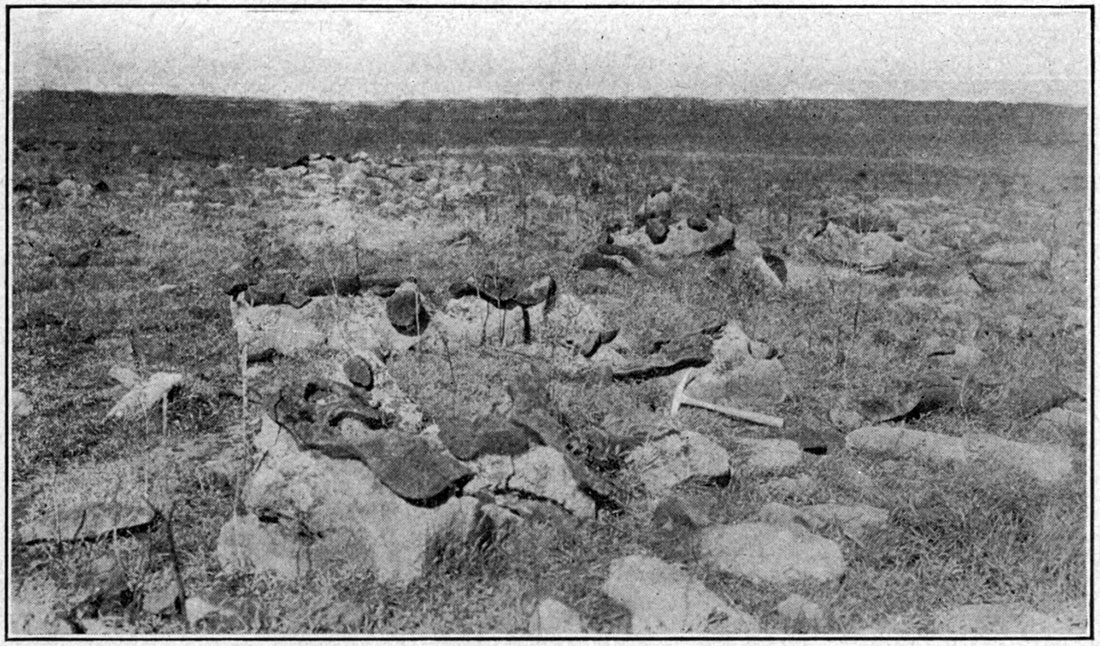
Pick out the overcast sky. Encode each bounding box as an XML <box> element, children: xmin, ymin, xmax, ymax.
<box><xmin>9</xmin><ymin>8</ymin><xmax>1091</xmax><ymax>105</ymax></box>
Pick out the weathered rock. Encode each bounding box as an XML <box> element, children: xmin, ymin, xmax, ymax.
<box><xmin>19</xmin><ymin>502</ymin><xmax>155</xmax><ymax>544</ymax></box>
<box><xmin>232</xmin><ymin>294</ymin><xmax>419</xmax><ymax>359</ymax></box>
<box><xmin>684</xmin><ymin>321</ymin><xmax>791</xmax><ymax>407</ymax></box>
<box><xmin>777</xmin><ymin>594</ymin><xmax>825</xmax><ymax>627</ymax></box>
<box><xmin>652</xmin><ymin>495</ymin><xmax>710</xmax><ymax>530</ymax></box>
<box><xmin>627</xmin><ymin>430</ymin><xmax>730</xmax><ymax>494</ymax></box>
<box><xmin>465</xmin><ymin>446</ymin><xmax>595</xmax><ymax>518</ymax></box>
<box><xmin>9</xmin><ymin>575</ymin><xmax>74</xmax><ymax>635</ymax></box>
<box><xmin>106</xmin><ymin>372</ymin><xmax>182</xmax><ymax>420</ymax></box>
<box><xmin>809</xmin><ymin>222</ymin><xmax>927</xmax><ymax>271</ymax></box>
<box><xmin>1034</xmin><ymin>407</ymin><xmax>1088</xmax><ymax>437</ymax></box>
<box><xmin>759</xmin><ymin>502</ymin><xmax>888</xmax><ymax>538</ymax></box>
<box><xmin>686</xmin><ymin>213</ymin><xmax>709</xmax><ymax>232</ymax></box>
<box><xmin>436</xmin><ymin>414</ymin><xmax>531</xmax><ymax>461</ymax></box>
<box><xmin>386</xmin><ymin>284</ymin><xmax>432</xmax><ymax>336</ymax></box>
<box><xmin>635</xmin><ymin>189</ymin><xmax>673</xmax><ymax>223</ymax></box>
<box><xmin>514</xmin><ymin>276</ymin><xmax>557</xmax><ymax>308</ymax></box>
<box><xmin>141</xmin><ymin>567</ymin><xmax>181</xmax><ymax>616</ymax></box>
<box><xmin>528</xmin><ymin>598</ymin><xmax>585</xmax><ymax>635</ymax></box>
<box><xmin>612</xmin><ymin>216</ymin><xmax>736</xmax><ymax>258</ymax></box>
<box><xmin>979</xmin><ymin>241</ymin><xmax>1049</xmax><ymax>265</ymax></box>
<box><xmin>613</xmin><ymin>332</ymin><xmax>713</xmax><ymax>380</ymax></box>
<box><xmin>12</xmin><ymin>390</ymin><xmax>33</xmax><ymax>417</ymax></box>
<box><xmin>430</xmin><ymin>293</ymin><xmax>601</xmax><ymax>351</ymax></box>
<box><xmin>934</xmin><ymin>602</ymin><xmax>1086</xmax><ymax>635</ymax></box>
<box><xmin>602</xmin><ymin>555</ymin><xmax>759</xmax><ymax>634</ymax></box>
<box><xmin>698</xmin><ymin>522</ymin><xmax>846</xmax><ymax>584</ymax></box>
<box><xmin>846</xmin><ymin>425</ymin><xmax>1073</xmax><ymax>484</ymax></box>
<box><xmin>343</xmin><ymin>356</ymin><xmax>374</xmax><ymax>390</ymax></box>
<box><xmin>219</xmin><ymin>416</ymin><xmax>483</xmax><ymax>583</ymax></box>
<box><xmin>731</xmin><ymin>438</ymin><xmax>803</xmax><ymax>474</ymax></box>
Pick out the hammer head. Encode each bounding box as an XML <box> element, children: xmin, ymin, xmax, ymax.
<box><xmin>669</xmin><ymin>370</ymin><xmax>696</xmax><ymax>415</ymax></box>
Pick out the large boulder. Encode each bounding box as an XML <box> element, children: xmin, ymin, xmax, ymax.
<box><xmin>602</xmin><ymin>555</ymin><xmax>759</xmax><ymax>634</ymax></box>
<box><xmin>217</xmin><ymin>415</ymin><xmax>485</xmax><ymax>584</ymax></box>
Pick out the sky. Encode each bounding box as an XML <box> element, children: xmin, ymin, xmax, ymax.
<box><xmin>9</xmin><ymin>7</ymin><xmax>1091</xmax><ymax>106</ymax></box>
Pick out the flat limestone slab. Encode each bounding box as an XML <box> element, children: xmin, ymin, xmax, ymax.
<box><xmin>846</xmin><ymin>425</ymin><xmax>1073</xmax><ymax>484</ymax></box>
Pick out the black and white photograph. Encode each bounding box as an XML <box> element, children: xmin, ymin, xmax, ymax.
<box><xmin>6</xmin><ymin>5</ymin><xmax>1092</xmax><ymax>637</ymax></box>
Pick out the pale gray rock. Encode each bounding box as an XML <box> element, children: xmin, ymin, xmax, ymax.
<box><xmin>934</xmin><ymin>602</ymin><xmax>1087</xmax><ymax>635</ymax></box>
<box><xmin>759</xmin><ymin>502</ymin><xmax>888</xmax><ymax>538</ymax></box>
<box><xmin>627</xmin><ymin>430</ymin><xmax>730</xmax><ymax>495</ymax></box>
<box><xmin>528</xmin><ymin>598</ymin><xmax>585</xmax><ymax>634</ymax></box>
<box><xmin>106</xmin><ymin>372</ymin><xmax>182</xmax><ymax>420</ymax></box>
<box><xmin>731</xmin><ymin>438</ymin><xmax>803</xmax><ymax>475</ymax></box>
<box><xmin>979</xmin><ymin>241</ymin><xmax>1049</xmax><ymax>265</ymax></box>
<box><xmin>602</xmin><ymin>555</ymin><xmax>759</xmax><ymax>634</ymax></box>
<box><xmin>613</xmin><ymin>216</ymin><xmax>736</xmax><ymax>258</ymax></box>
<box><xmin>217</xmin><ymin>415</ymin><xmax>483</xmax><ymax>584</ymax></box>
<box><xmin>1034</xmin><ymin>407</ymin><xmax>1088</xmax><ymax>436</ymax></box>
<box><xmin>846</xmin><ymin>425</ymin><xmax>1073</xmax><ymax>484</ymax></box>
<box><xmin>11</xmin><ymin>390</ymin><xmax>33</xmax><ymax>417</ymax></box>
<box><xmin>465</xmin><ymin>446</ymin><xmax>595</xmax><ymax>518</ymax></box>
<box><xmin>777</xmin><ymin>593</ymin><xmax>825</xmax><ymax>627</ymax></box>
<box><xmin>698</xmin><ymin>522</ymin><xmax>846</xmax><ymax>584</ymax></box>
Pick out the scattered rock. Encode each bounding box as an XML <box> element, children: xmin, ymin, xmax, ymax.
<box><xmin>627</xmin><ymin>430</ymin><xmax>731</xmax><ymax>495</ymax></box>
<box><xmin>759</xmin><ymin>502</ymin><xmax>888</xmax><ymax>538</ymax></box>
<box><xmin>686</xmin><ymin>213</ymin><xmax>709</xmax><ymax>232</ymax></box>
<box><xmin>141</xmin><ymin>567</ymin><xmax>180</xmax><ymax>616</ymax></box>
<box><xmin>528</xmin><ymin>598</ymin><xmax>585</xmax><ymax>634</ymax></box>
<box><xmin>777</xmin><ymin>594</ymin><xmax>825</xmax><ymax>627</ymax></box>
<box><xmin>698</xmin><ymin>522</ymin><xmax>846</xmax><ymax>584</ymax></box>
<box><xmin>12</xmin><ymin>390</ymin><xmax>33</xmax><ymax>417</ymax></box>
<box><xmin>106</xmin><ymin>372</ymin><xmax>183</xmax><ymax>420</ymax></box>
<box><xmin>343</xmin><ymin>356</ymin><xmax>374</xmax><ymax>390</ymax></box>
<box><xmin>514</xmin><ymin>276</ymin><xmax>557</xmax><ymax>308</ymax></box>
<box><xmin>979</xmin><ymin>241</ymin><xmax>1049</xmax><ymax>265</ymax></box>
<box><xmin>1034</xmin><ymin>407</ymin><xmax>1088</xmax><ymax>437</ymax></box>
<box><xmin>386</xmin><ymin>283</ymin><xmax>432</xmax><ymax>336</ymax></box>
<box><xmin>731</xmin><ymin>438</ymin><xmax>803</xmax><ymax>474</ymax></box>
<box><xmin>934</xmin><ymin>602</ymin><xmax>1086</xmax><ymax>635</ymax></box>
<box><xmin>602</xmin><ymin>555</ymin><xmax>759</xmax><ymax>634</ymax></box>
<box><xmin>613</xmin><ymin>332</ymin><xmax>714</xmax><ymax>380</ymax></box>
<box><xmin>846</xmin><ymin>425</ymin><xmax>1073</xmax><ymax>484</ymax></box>
<box><xmin>652</xmin><ymin>495</ymin><xmax>711</xmax><ymax>530</ymax></box>
<box><xmin>466</xmin><ymin>446</ymin><xmax>596</xmax><ymax>518</ymax></box>
<box><xmin>636</xmin><ymin>189</ymin><xmax>673</xmax><ymax>224</ymax></box>
<box><xmin>612</xmin><ymin>216</ymin><xmax>736</xmax><ymax>258</ymax></box>
<box><xmin>19</xmin><ymin>502</ymin><xmax>156</xmax><ymax>543</ymax></box>
<box><xmin>645</xmin><ymin>219</ymin><xmax>669</xmax><ymax>244</ymax></box>
<box><xmin>809</xmin><ymin>222</ymin><xmax>927</xmax><ymax>271</ymax></box>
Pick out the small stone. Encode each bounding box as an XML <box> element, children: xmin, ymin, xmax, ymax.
<box><xmin>652</xmin><ymin>495</ymin><xmax>710</xmax><ymax>529</ymax></box>
<box><xmin>528</xmin><ymin>598</ymin><xmax>585</xmax><ymax>634</ymax></box>
<box><xmin>343</xmin><ymin>356</ymin><xmax>374</xmax><ymax>390</ymax></box>
<box><xmin>645</xmin><ymin>218</ymin><xmax>669</xmax><ymax>244</ymax></box>
<box><xmin>386</xmin><ymin>285</ymin><xmax>432</xmax><ymax>336</ymax></box>
<box><xmin>777</xmin><ymin>594</ymin><xmax>824</xmax><ymax>627</ymax></box>
<box><xmin>686</xmin><ymin>213</ymin><xmax>709</xmax><ymax>232</ymax></box>
<box><xmin>106</xmin><ymin>372</ymin><xmax>183</xmax><ymax>420</ymax></box>
<box><xmin>11</xmin><ymin>390</ymin><xmax>33</xmax><ymax>417</ymax></box>
<box><xmin>514</xmin><ymin>276</ymin><xmax>557</xmax><ymax>309</ymax></box>
<box><xmin>699</xmin><ymin>522</ymin><xmax>846</xmax><ymax>584</ymax></box>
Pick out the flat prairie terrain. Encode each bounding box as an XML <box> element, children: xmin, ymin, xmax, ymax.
<box><xmin>8</xmin><ymin>91</ymin><xmax>1090</xmax><ymax>635</ymax></box>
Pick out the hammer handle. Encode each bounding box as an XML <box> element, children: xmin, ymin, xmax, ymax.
<box><xmin>683</xmin><ymin>397</ymin><xmax>784</xmax><ymax>428</ymax></box>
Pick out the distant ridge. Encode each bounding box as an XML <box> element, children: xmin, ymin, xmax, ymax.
<box><xmin>13</xmin><ymin>89</ymin><xmax>1086</xmax><ymax>166</ymax></box>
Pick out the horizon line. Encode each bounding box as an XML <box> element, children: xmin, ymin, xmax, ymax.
<box><xmin>12</xmin><ymin>86</ymin><xmax>1089</xmax><ymax>110</ymax></box>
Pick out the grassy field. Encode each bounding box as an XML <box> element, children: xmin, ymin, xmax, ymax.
<box><xmin>8</xmin><ymin>90</ymin><xmax>1090</xmax><ymax>635</ymax></box>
